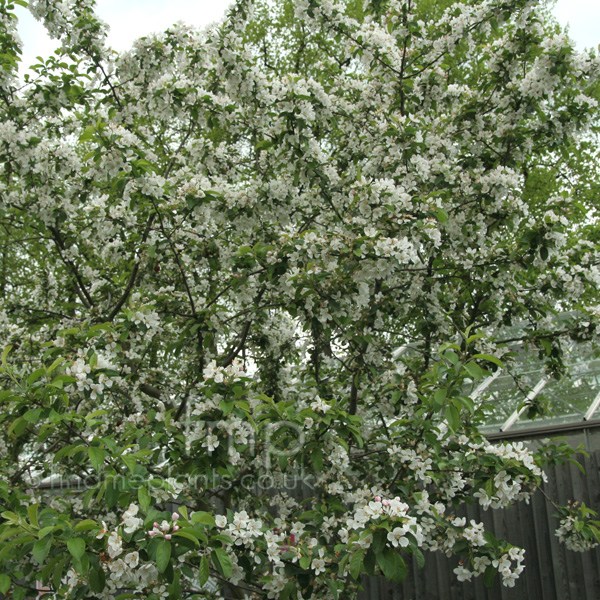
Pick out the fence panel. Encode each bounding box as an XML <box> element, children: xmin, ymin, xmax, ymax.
<box><xmin>358</xmin><ymin>449</ymin><xmax>600</xmax><ymax>600</ymax></box>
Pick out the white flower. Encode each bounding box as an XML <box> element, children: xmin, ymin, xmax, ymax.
<box><xmin>124</xmin><ymin>551</ymin><xmax>139</xmax><ymax>569</ymax></box>
<box><xmin>122</xmin><ymin>504</ymin><xmax>144</xmax><ymax>534</ymax></box>
<box><xmin>387</xmin><ymin>527</ymin><xmax>409</xmax><ymax>548</ymax></box>
<box><xmin>109</xmin><ymin>558</ymin><xmax>127</xmax><ymax>579</ymax></box>
<box><xmin>310</xmin><ymin>397</ymin><xmax>331</xmax><ymax>414</ymax></box>
<box><xmin>454</xmin><ymin>565</ymin><xmax>473</xmax><ymax>582</ymax></box>
<box><xmin>160</xmin><ymin>520</ymin><xmax>170</xmax><ymax>532</ymax></box>
<box><xmin>473</xmin><ymin>555</ymin><xmax>491</xmax><ymax>573</ymax></box>
<box><xmin>96</xmin><ymin>520</ymin><xmax>108</xmax><ymax>539</ymax></box>
<box><xmin>215</xmin><ymin>515</ymin><xmax>228</xmax><ymax>528</ymax></box>
<box><xmin>311</xmin><ymin>557</ymin><xmax>326</xmax><ymax>575</ymax></box>
<box><xmin>203</xmin><ymin>433</ymin><xmax>219</xmax><ymax>453</ymax></box>
<box><xmin>107</xmin><ymin>531</ymin><xmax>123</xmax><ymax>558</ymax></box>
<box><xmin>137</xmin><ymin>563</ymin><xmax>159</xmax><ymax>586</ymax></box>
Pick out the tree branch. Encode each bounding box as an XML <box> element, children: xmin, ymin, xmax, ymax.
<box><xmin>48</xmin><ymin>225</ymin><xmax>94</xmax><ymax>309</ymax></box>
<box><xmin>107</xmin><ymin>213</ymin><xmax>156</xmax><ymax>321</ymax></box>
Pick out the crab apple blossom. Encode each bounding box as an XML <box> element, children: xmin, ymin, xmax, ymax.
<box><xmin>0</xmin><ymin>0</ymin><xmax>599</xmax><ymax>599</ymax></box>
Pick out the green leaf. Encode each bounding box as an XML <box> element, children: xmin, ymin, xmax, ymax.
<box><xmin>483</xmin><ymin>565</ymin><xmax>496</xmax><ymax>588</ymax></box>
<box><xmin>8</xmin><ymin>417</ymin><xmax>28</xmax><ymax>437</ymax></box>
<box><xmin>364</xmin><ymin>548</ymin><xmax>377</xmax><ymax>576</ymax></box>
<box><xmin>220</xmin><ymin>399</ymin><xmax>234</xmax><ymax>415</ymax></box>
<box><xmin>255</xmin><ymin>139</ymin><xmax>273</xmax><ymax>151</ymax></box>
<box><xmin>338</xmin><ymin>552</ymin><xmax>350</xmax><ymax>576</ymax></box>
<box><xmin>173</xmin><ymin>530</ymin><xmax>201</xmax><ymax>546</ymax></box>
<box><xmin>211</xmin><ymin>547</ymin><xmax>233</xmax><ymax>578</ymax></box>
<box><xmin>326</xmin><ymin>579</ymin><xmax>339</xmax><ymax>600</ymax></box>
<box><xmin>138</xmin><ymin>486</ymin><xmax>151</xmax><ymax>511</ymax></box>
<box><xmin>211</xmin><ymin>533</ymin><xmax>233</xmax><ymax>544</ymax></box>
<box><xmin>191</xmin><ymin>511</ymin><xmax>215</xmax><ymax>527</ymax></box>
<box><xmin>67</xmin><ymin>537</ymin><xmax>85</xmax><ymax>560</ymax></box>
<box><xmin>377</xmin><ymin>548</ymin><xmax>407</xmax><ymax>583</ymax></box>
<box><xmin>156</xmin><ymin>539</ymin><xmax>171</xmax><ymax>573</ymax></box>
<box><xmin>86</xmin><ymin>409</ymin><xmax>108</xmax><ymax>421</ymax></box>
<box><xmin>121</xmin><ymin>453</ymin><xmax>137</xmax><ymax>474</ymax></box>
<box><xmin>0</xmin><ymin>526</ymin><xmax>19</xmax><ymax>543</ymax></box>
<box><xmin>299</xmin><ymin>555</ymin><xmax>311</xmax><ymax>569</ymax></box>
<box><xmin>350</xmin><ymin>548</ymin><xmax>365</xmax><ymax>580</ymax></box>
<box><xmin>79</xmin><ymin>125</ymin><xmax>96</xmax><ymax>142</ymax></box>
<box><xmin>49</xmin><ymin>374</ymin><xmax>77</xmax><ymax>388</ymax></box>
<box><xmin>26</xmin><ymin>368</ymin><xmax>45</xmax><ymax>385</ymax></box>
<box><xmin>310</xmin><ymin>448</ymin><xmax>323</xmax><ymax>471</ymax></box>
<box><xmin>484</xmin><ymin>479</ymin><xmax>494</xmax><ymax>499</ymax></box>
<box><xmin>458</xmin><ymin>395</ymin><xmax>475</xmax><ymax>414</ymax></box>
<box><xmin>435</xmin><ymin>208</ymin><xmax>448</xmax><ymax>223</ymax></box>
<box><xmin>1</xmin><ymin>511</ymin><xmax>18</xmax><ymax>523</ymax></box>
<box><xmin>198</xmin><ymin>555</ymin><xmax>209</xmax><ymax>586</ymax></box>
<box><xmin>88</xmin><ymin>446</ymin><xmax>106</xmax><ymax>471</ymax></box>
<box><xmin>443</xmin><ymin>351</ymin><xmax>459</xmax><ymax>365</ymax></box>
<box><xmin>433</xmin><ymin>388</ymin><xmax>447</xmax><ymax>409</ymax></box>
<box><xmin>413</xmin><ymin>547</ymin><xmax>425</xmax><ymax>569</ymax></box>
<box><xmin>0</xmin><ymin>574</ymin><xmax>10</xmax><ymax>594</ymax></box>
<box><xmin>27</xmin><ymin>503</ymin><xmax>39</xmax><ymax>528</ymax></box>
<box><xmin>89</xmin><ymin>565</ymin><xmax>106</xmax><ymax>593</ymax></box>
<box><xmin>52</xmin><ymin>556</ymin><xmax>67</xmax><ymax>590</ymax></box>
<box><xmin>1</xmin><ymin>345</ymin><xmax>11</xmax><ymax>366</ymax></box>
<box><xmin>372</xmin><ymin>529</ymin><xmax>387</xmax><ymax>555</ymax></box>
<box><xmin>23</xmin><ymin>407</ymin><xmax>42</xmax><ymax>422</ymax></box>
<box><xmin>472</xmin><ymin>354</ymin><xmax>504</xmax><ymax>368</ymax></box>
<box><xmin>280</xmin><ymin>581</ymin><xmax>296</xmax><ymax>600</ymax></box>
<box><xmin>38</xmin><ymin>525</ymin><xmax>59</xmax><ymax>539</ymax></box>
<box><xmin>12</xmin><ymin>586</ymin><xmax>25</xmax><ymax>600</ymax></box>
<box><xmin>46</xmin><ymin>356</ymin><xmax>65</xmax><ymax>375</ymax></box>
<box><xmin>168</xmin><ymin>568</ymin><xmax>181</xmax><ymax>598</ymax></box>
<box><xmin>75</xmin><ymin>520</ymin><xmax>98</xmax><ymax>533</ymax></box>
<box><xmin>33</xmin><ymin>538</ymin><xmax>51</xmax><ymax>564</ymax></box>
<box><xmin>445</xmin><ymin>404</ymin><xmax>460</xmax><ymax>432</ymax></box>
<box><xmin>464</xmin><ymin>361</ymin><xmax>484</xmax><ymax>381</ymax></box>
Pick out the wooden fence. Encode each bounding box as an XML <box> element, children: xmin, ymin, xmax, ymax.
<box><xmin>358</xmin><ymin>427</ymin><xmax>600</xmax><ymax>600</ymax></box>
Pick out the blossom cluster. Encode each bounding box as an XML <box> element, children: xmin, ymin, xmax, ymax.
<box><xmin>555</xmin><ymin>515</ymin><xmax>600</xmax><ymax>552</ymax></box>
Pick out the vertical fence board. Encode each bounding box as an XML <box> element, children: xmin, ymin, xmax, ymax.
<box><xmin>543</xmin><ymin>463</ymin><xmax>573</xmax><ymax>599</ymax></box>
<box><xmin>583</xmin><ymin>452</ymin><xmax>600</xmax><ymax>599</ymax></box>
<box><xmin>530</xmin><ymin>486</ymin><xmax>558</xmax><ymax>600</ymax></box>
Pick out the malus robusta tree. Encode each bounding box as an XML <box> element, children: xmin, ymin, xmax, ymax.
<box><xmin>0</xmin><ymin>0</ymin><xmax>599</xmax><ymax>598</ymax></box>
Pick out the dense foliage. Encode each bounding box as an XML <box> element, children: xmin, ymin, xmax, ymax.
<box><xmin>0</xmin><ymin>0</ymin><xmax>599</xmax><ymax>598</ymax></box>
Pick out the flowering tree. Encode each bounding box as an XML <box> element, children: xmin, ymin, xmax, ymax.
<box><xmin>0</xmin><ymin>0</ymin><xmax>599</xmax><ymax>598</ymax></box>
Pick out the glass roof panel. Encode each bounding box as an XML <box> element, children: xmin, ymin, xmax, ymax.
<box><xmin>476</xmin><ymin>339</ymin><xmax>600</xmax><ymax>433</ymax></box>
